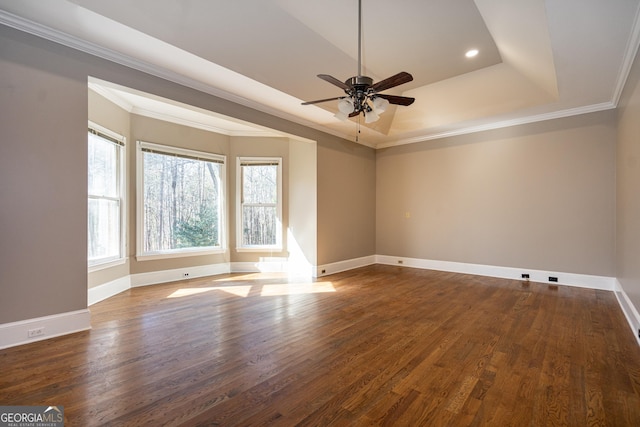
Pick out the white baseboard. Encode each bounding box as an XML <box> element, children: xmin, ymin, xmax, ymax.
<box><xmin>88</xmin><ymin>275</ymin><xmax>131</xmax><ymax>306</ymax></box>
<box><xmin>614</xmin><ymin>280</ymin><xmax>640</xmax><ymax>346</ymax></box>
<box><xmin>230</xmin><ymin>262</ymin><xmax>263</xmax><ymax>273</ymax></box>
<box><xmin>375</xmin><ymin>255</ymin><xmax>616</xmax><ymax>291</ymax></box>
<box><xmin>315</xmin><ymin>255</ymin><xmax>376</xmax><ymax>277</ymax></box>
<box><xmin>230</xmin><ymin>258</ymin><xmax>315</xmax><ymax>276</ymax></box>
<box><xmin>5</xmin><ymin>258</ymin><xmax>636</xmax><ymax>350</ymax></box>
<box><xmin>231</xmin><ymin>259</ymin><xmax>289</xmax><ymax>273</ymax></box>
<box><xmin>375</xmin><ymin>255</ymin><xmax>638</xmax><ymax>346</ymax></box>
<box><xmin>0</xmin><ymin>309</ymin><xmax>91</xmax><ymax>350</ymax></box>
<box><xmin>131</xmin><ymin>263</ymin><xmax>231</xmax><ymax>288</ymax></box>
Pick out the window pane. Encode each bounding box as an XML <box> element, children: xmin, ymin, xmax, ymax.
<box><xmin>242</xmin><ymin>165</ymin><xmax>277</xmax><ymax>204</ymax></box>
<box><xmin>143</xmin><ymin>151</ymin><xmax>221</xmax><ymax>252</ymax></box>
<box><xmin>242</xmin><ymin>205</ymin><xmax>276</xmax><ymax>246</ymax></box>
<box><xmin>88</xmin><ymin>198</ymin><xmax>120</xmax><ymax>260</ymax></box>
<box><xmin>88</xmin><ymin>132</ymin><xmax>118</xmax><ymax>197</ymax></box>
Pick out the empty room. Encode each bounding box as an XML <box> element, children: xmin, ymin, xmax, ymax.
<box><xmin>1</xmin><ymin>1</ymin><xmax>640</xmax><ymax>425</ymax></box>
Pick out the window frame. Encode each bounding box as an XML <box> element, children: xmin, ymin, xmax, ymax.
<box><xmin>87</xmin><ymin>121</ymin><xmax>127</xmax><ymax>271</ymax></box>
<box><xmin>236</xmin><ymin>156</ymin><xmax>283</xmax><ymax>252</ymax></box>
<box><xmin>136</xmin><ymin>141</ymin><xmax>227</xmax><ymax>261</ymax></box>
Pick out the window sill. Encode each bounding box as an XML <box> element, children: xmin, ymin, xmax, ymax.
<box><xmin>88</xmin><ymin>257</ymin><xmax>127</xmax><ymax>273</ymax></box>
<box><xmin>136</xmin><ymin>248</ymin><xmax>226</xmax><ymax>261</ymax></box>
<box><xmin>235</xmin><ymin>247</ymin><xmax>283</xmax><ymax>253</ymax></box>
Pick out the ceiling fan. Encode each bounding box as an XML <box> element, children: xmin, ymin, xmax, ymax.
<box><xmin>302</xmin><ymin>0</ymin><xmax>415</xmax><ymax>123</ymax></box>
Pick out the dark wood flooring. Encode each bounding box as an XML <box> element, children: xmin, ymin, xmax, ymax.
<box><xmin>2</xmin><ymin>265</ymin><xmax>640</xmax><ymax>426</ymax></box>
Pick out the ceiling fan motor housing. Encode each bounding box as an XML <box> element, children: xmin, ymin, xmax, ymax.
<box><xmin>346</xmin><ymin>76</ymin><xmax>374</xmax><ymax>112</ymax></box>
<box><xmin>346</xmin><ymin>76</ymin><xmax>374</xmax><ymax>88</ymax></box>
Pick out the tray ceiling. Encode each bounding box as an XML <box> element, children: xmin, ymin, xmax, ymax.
<box><xmin>1</xmin><ymin>0</ymin><xmax>639</xmax><ymax>148</ymax></box>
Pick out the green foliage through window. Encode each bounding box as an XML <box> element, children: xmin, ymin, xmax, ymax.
<box><xmin>88</xmin><ymin>129</ymin><xmax>123</xmax><ymax>264</ymax></box>
<box><xmin>142</xmin><ymin>147</ymin><xmax>223</xmax><ymax>253</ymax></box>
<box><xmin>240</xmin><ymin>161</ymin><xmax>280</xmax><ymax>247</ymax></box>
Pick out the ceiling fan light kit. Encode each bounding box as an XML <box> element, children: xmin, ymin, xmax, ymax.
<box><xmin>373</xmin><ymin>97</ymin><xmax>389</xmax><ymax>113</ymax></box>
<box><xmin>302</xmin><ymin>0</ymin><xmax>415</xmax><ymax>126</ymax></box>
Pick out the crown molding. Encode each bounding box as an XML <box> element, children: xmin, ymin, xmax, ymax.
<box><xmin>376</xmin><ymin>102</ymin><xmax>617</xmax><ymax>149</ymax></box>
<box><xmin>0</xmin><ymin>9</ymin><xmax>361</xmax><ymax>144</ymax></box>
<box><xmin>0</xmin><ymin>10</ymin><xmax>243</xmax><ymax>107</ymax></box>
<box><xmin>1</xmin><ymin>7</ymin><xmax>635</xmax><ymax>151</ymax></box>
<box><xmin>612</xmin><ymin>2</ymin><xmax>640</xmax><ymax>106</ymax></box>
<box><xmin>131</xmin><ymin>107</ymin><xmax>282</xmax><ymax>138</ymax></box>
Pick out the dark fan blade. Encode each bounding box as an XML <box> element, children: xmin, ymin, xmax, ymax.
<box><xmin>376</xmin><ymin>93</ymin><xmax>415</xmax><ymax>106</ymax></box>
<box><xmin>318</xmin><ymin>74</ymin><xmax>350</xmax><ymax>90</ymax></box>
<box><xmin>301</xmin><ymin>96</ymin><xmax>344</xmax><ymax>106</ymax></box>
<box><xmin>371</xmin><ymin>71</ymin><xmax>413</xmax><ymax>92</ymax></box>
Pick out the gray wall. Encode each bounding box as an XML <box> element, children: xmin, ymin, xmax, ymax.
<box><xmin>376</xmin><ymin>111</ymin><xmax>617</xmax><ymax>277</ymax></box>
<box><xmin>0</xmin><ymin>28</ymin><xmax>88</xmax><ymax>323</ymax></box>
<box><xmin>617</xmin><ymin>46</ymin><xmax>640</xmax><ymax>313</ymax></box>
<box><xmin>0</xmin><ymin>25</ymin><xmax>375</xmax><ymax>325</ymax></box>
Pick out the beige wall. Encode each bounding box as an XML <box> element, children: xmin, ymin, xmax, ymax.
<box><xmin>289</xmin><ymin>140</ymin><xmax>318</xmax><ymax>269</ymax></box>
<box><xmin>317</xmin><ymin>139</ymin><xmax>376</xmax><ymax>265</ymax></box>
<box><xmin>617</xmin><ymin>47</ymin><xmax>640</xmax><ymax>314</ymax></box>
<box><xmin>377</xmin><ymin>111</ymin><xmax>617</xmax><ymax>276</ymax></box>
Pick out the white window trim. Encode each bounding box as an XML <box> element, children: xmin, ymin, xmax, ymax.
<box><xmin>88</xmin><ymin>257</ymin><xmax>127</xmax><ymax>273</ymax></box>
<box><xmin>88</xmin><ymin>121</ymin><xmax>127</xmax><ymax>270</ymax></box>
<box><xmin>236</xmin><ymin>156</ymin><xmax>283</xmax><ymax>252</ymax></box>
<box><xmin>136</xmin><ymin>141</ymin><xmax>227</xmax><ymax>261</ymax></box>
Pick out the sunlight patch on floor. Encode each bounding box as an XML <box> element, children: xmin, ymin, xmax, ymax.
<box><xmin>259</xmin><ymin>282</ymin><xmax>336</xmax><ymax>296</ymax></box>
<box><xmin>212</xmin><ymin>272</ymin><xmax>291</xmax><ymax>282</ymax></box>
<box><xmin>167</xmin><ymin>286</ymin><xmax>252</xmax><ymax>298</ymax></box>
<box><xmin>166</xmin><ymin>281</ymin><xmax>336</xmax><ymax>298</ymax></box>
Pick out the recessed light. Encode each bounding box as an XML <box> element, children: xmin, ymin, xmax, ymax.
<box><xmin>465</xmin><ymin>49</ymin><xmax>479</xmax><ymax>58</ymax></box>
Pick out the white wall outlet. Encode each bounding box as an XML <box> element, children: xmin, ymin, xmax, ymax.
<box><xmin>28</xmin><ymin>327</ymin><xmax>44</xmax><ymax>338</ymax></box>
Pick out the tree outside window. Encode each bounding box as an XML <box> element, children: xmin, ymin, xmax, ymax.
<box><xmin>138</xmin><ymin>142</ymin><xmax>225</xmax><ymax>258</ymax></box>
<box><xmin>238</xmin><ymin>158</ymin><xmax>282</xmax><ymax>251</ymax></box>
<box><xmin>88</xmin><ymin>127</ymin><xmax>125</xmax><ymax>267</ymax></box>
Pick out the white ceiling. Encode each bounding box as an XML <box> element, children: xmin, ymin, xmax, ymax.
<box><xmin>1</xmin><ymin>0</ymin><xmax>640</xmax><ymax>148</ymax></box>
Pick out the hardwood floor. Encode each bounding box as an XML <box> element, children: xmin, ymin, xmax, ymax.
<box><xmin>2</xmin><ymin>265</ymin><xmax>640</xmax><ymax>426</ymax></box>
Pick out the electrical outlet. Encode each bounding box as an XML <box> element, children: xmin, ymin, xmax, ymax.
<box><xmin>398</xmin><ymin>260</ymin><xmax>403</xmax><ymax>264</ymax></box>
<box><xmin>548</xmin><ymin>276</ymin><xmax>558</xmax><ymax>283</ymax></box>
<box><xmin>521</xmin><ymin>273</ymin><xmax>530</xmax><ymax>279</ymax></box>
<box><xmin>28</xmin><ymin>327</ymin><xmax>44</xmax><ymax>338</ymax></box>
<box><xmin>321</xmin><ymin>269</ymin><xmax>326</xmax><ymax>274</ymax></box>
<box><xmin>183</xmin><ymin>273</ymin><xmax>190</xmax><ymax>277</ymax></box>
